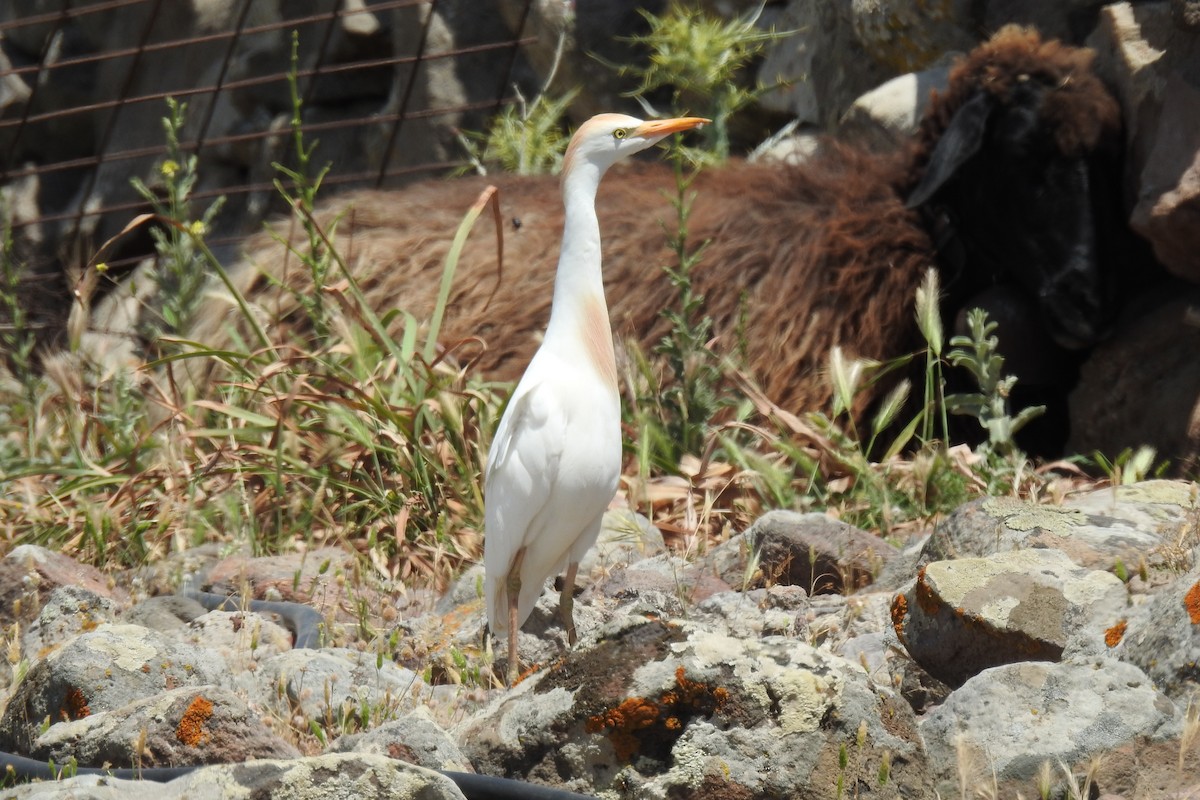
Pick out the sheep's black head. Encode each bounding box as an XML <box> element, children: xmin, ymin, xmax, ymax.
<box><xmin>906</xmin><ymin>26</ymin><xmax>1129</xmax><ymax>351</ymax></box>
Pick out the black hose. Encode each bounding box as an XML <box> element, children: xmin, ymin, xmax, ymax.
<box><xmin>1</xmin><ymin>589</ymin><xmax>596</xmax><ymax>800</ymax></box>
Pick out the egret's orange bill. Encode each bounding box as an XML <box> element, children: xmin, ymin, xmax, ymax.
<box><xmin>633</xmin><ymin>117</ymin><xmax>711</xmax><ymax>136</ymax></box>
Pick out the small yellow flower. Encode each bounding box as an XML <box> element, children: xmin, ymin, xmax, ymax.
<box><xmin>95</xmin><ymin>262</ymin><xmax>108</xmax><ymax>273</ymax></box>
<box><xmin>188</xmin><ymin>220</ymin><xmax>206</xmax><ymax>236</ymax></box>
<box><xmin>160</xmin><ymin>159</ymin><xmax>179</xmax><ymax>179</ymax></box>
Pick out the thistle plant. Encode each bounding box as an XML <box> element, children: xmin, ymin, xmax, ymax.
<box><xmin>459</xmin><ymin>88</ymin><xmax>579</xmax><ymax>176</ymax></box>
<box><xmin>616</xmin><ymin>3</ymin><xmax>787</xmax><ymax>160</ymax></box>
<box><xmin>616</xmin><ymin>3</ymin><xmax>785</xmax><ymax>470</ymax></box>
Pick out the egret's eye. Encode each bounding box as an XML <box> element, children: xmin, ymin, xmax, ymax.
<box><xmin>612</xmin><ymin>128</ymin><xmax>628</xmax><ymax>140</ymax></box>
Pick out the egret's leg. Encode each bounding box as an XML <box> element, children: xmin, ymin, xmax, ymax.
<box><xmin>560</xmin><ymin>561</ymin><xmax>580</xmax><ymax>646</ymax></box>
<box><xmin>506</xmin><ymin>548</ymin><xmax>525</xmax><ymax>684</ymax></box>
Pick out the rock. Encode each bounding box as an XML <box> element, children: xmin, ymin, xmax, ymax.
<box><xmin>2</xmin><ymin>490</ymin><xmax>1199</xmax><ymax>799</ymax></box>
<box><xmin>1069</xmin><ymin>286</ymin><xmax>1200</xmax><ymax>471</ymax></box>
<box><xmin>21</xmin><ymin>586</ymin><xmax>119</xmax><ymax>662</ymax></box>
<box><xmin>982</xmin><ymin>0</ymin><xmax>1113</xmax><ymax>42</ymax></box>
<box><xmin>0</xmin><ymin>752</ymin><xmax>468</xmax><ymax>799</ymax></box>
<box><xmin>0</xmin><ymin>544</ymin><xmax>127</xmax><ymax>630</ymax></box>
<box><xmin>118</xmin><ymin>543</ymin><xmax>225</xmax><ymax>600</ymax></box>
<box><xmin>692</xmin><ymin>585</ymin><xmax>810</xmax><ymax>640</ymax></box>
<box><xmin>203</xmin><ymin>546</ymin><xmax>354</xmax><ymax>603</ymax></box>
<box><xmin>756</xmin><ymin>0</ymin><xmax>897</xmax><ymax>128</ymax></box>
<box><xmin>920</xmin><ymin>658</ymin><xmax>1180</xmax><ymax>795</ymax></box>
<box><xmin>200</xmin><ymin>546</ymin><xmax>397</xmax><ymax>630</ymax></box>
<box><xmin>0</xmin><ymin>43</ymin><xmax>30</xmax><ymax>115</ymax></box>
<box><xmin>1112</xmin><ymin>560</ymin><xmax>1200</xmax><ymax>699</ymax></box>
<box><xmin>920</xmin><ymin>481</ymin><xmax>1198</xmax><ymax>581</ymax></box>
<box><xmin>0</xmin><ymin>623</ymin><xmax>231</xmax><ymax>753</ymax></box>
<box><xmin>848</xmin><ymin>0</ymin><xmax>977</xmax><ymax>74</ymax></box>
<box><xmin>1090</xmin><ymin>2</ymin><xmax>1200</xmax><ymax>282</ymax></box>
<box><xmin>895</xmin><ymin>657</ymin><xmax>953</xmax><ymax>715</ymax></box>
<box><xmin>251</xmin><ymin>648</ymin><xmax>429</xmax><ymax>727</ymax></box>
<box><xmin>493</xmin><ymin>0</ymin><xmax>662</xmax><ymax>125</ymax></box>
<box><xmin>22</xmin><ymin>685</ymin><xmax>298</xmax><ymax>767</ymax></box>
<box><xmin>121</xmin><ymin>594</ymin><xmax>209</xmax><ymax>635</ymax></box>
<box><xmin>575</xmin><ymin>508</ymin><xmax>667</xmax><ymax>587</ymax></box>
<box><xmin>585</xmin><ymin>554</ymin><xmax>731</xmax><ymax>611</ymax></box>
<box><xmin>456</xmin><ymin>615</ymin><xmax>933</xmax><ymax>798</ymax></box>
<box><xmin>750</xmin><ymin>129</ymin><xmax>822</xmax><ymax>165</ymax></box>
<box><xmin>892</xmin><ymin>548</ymin><xmax>1128</xmax><ymax>686</ymax></box>
<box><xmin>1129</xmin><ymin>73</ymin><xmax>1200</xmax><ymax>280</ymax></box>
<box><xmin>178</xmin><ymin>609</ymin><xmax>294</xmax><ymax>670</ymax></box>
<box><xmin>331</xmin><ymin>706</ymin><xmax>471</xmax><ymax>772</ymax></box>
<box><xmin>1049</xmin><ymin>735</ymin><xmax>1200</xmax><ymax>799</ymax></box>
<box><xmin>370</xmin><ymin>2</ymin><xmax>466</xmax><ymax>182</ymax></box>
<box><xmin>708</xmin><ymin>510</ymin><xmax>897</xmax><ymax>594</ymax></box>
<box><xmin>839</xmin><ymin>59</ymin><xmax>954</xmax><ymax>147</ymax></box>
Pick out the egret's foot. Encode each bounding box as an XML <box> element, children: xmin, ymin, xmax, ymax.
<box><xmin>559</xmin><ymin>591</ymin><xmax>576</xmax><ymax>646</ymax></box>
<box><xmin>506</xmin><ymin>549</ymin><xmax>525</xmax><ymax>686</ymax></box>
<box><xmin>560</xmin><ymin>561</ymin><xmax>580</xmax><ymax>646</ymax></box>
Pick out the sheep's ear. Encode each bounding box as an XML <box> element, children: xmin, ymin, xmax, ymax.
<box><xmin>906</xmin><ymin>91</ymin><xmax>996</xmax><ymax>208</ymax></box>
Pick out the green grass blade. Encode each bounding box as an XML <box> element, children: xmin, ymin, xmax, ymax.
<box><xmin>425</xmin><ymin>185</ymin><xmax>501</xmax><ymax>364</ymax></box>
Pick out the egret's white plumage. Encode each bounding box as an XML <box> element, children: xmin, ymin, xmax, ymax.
<box><xmin>484</xmin><ymin>113</ymin><xmax>708</xmax><ymax>682</ymax></box>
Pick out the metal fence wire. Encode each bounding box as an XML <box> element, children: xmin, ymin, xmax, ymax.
<box><xmin>0</xmin><ymin>0</ymin><xmax>536</xmax><ymax>327</ymax></box>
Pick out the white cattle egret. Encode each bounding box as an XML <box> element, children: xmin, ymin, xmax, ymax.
<box><xmin>484</xmin><ymin>113</ymin><xmax>709</xmax><ymax>683</ymax></box>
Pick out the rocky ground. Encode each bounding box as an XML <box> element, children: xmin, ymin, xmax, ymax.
<box><xmin>1</xmin><ymin>480</ymin><xmax>1198</xmax><ymax>799</ymax></box>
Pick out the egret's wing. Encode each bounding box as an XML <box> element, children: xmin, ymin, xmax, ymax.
<box><xmin>485</xmin><ymin>374</ymin><xmax>562</xmax><ymax>488</ymax></box>
<box><xmin>483</xmin><ymin>370</ymin><xmax>567</xmax><ymax>629</ymax></box>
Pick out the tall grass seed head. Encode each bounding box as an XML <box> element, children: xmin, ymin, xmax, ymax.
<box><xmin>915</xmin><ymin>267</ymin><xmax>943</xmax><ymax>356</ymax></box>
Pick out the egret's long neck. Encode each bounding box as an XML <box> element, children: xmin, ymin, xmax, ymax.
<box><xmin>544</xmin><ymin>162</ymin><xmax>618</xmax><ymax>388</ymax></box>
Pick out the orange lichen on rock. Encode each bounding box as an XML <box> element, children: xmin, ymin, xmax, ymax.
<box><xmin>1186</xmin><ymin>580</ymin><xmax>1200</xmax><ymax>625</ymax></box>
<box><xmin>913</xmin><ymin>567</ymin><xmax>943</xmax><ymax>616</ymax></box>
<box><xmin>585</xmin><ymin>697</ymin><xmax>662</xmax><ymax>761</ymax></box>
<box><xmin>60</xmin><ymin>686</ymin><xmax>90</xmax><ymax>722</ymax></box>
<box><xmin>176</xmin><ymin>695</ymin><xmax>214</xmax><ymax>747</ymax></box>
<box><xmin>1104</xmin><ymin>619</ymin><xmax>1127</xmax><ymax>647</ymax></box>
<box><xmin>890</xmin><ymin>594</ymin><xmax>908</xmax><ymax>641</ymax></box>
<box><xmin>672</xmin><ymin>666</ymin><xmax>728</xmax><ymax>710</ymax></box>
<box><xmin>586</xmin><ymin>666</ymin><xmax>728</xmax><ymax>762</ymax></box>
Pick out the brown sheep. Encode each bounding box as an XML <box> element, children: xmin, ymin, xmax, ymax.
<box><xmin>186</xmin><ymin>27</ymin><xmax>1136</xmax><ymax>446</ymax></box>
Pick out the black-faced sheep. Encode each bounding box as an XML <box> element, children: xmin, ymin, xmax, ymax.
<box><xmin>184</xmin><ymin>26</ymin><xmax>1145</xmax><ymax>453</ymax></box>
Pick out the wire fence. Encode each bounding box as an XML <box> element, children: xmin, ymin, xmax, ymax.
<box><xmin>0</xmin><ymin>0</ymin><xmax>536</xmax><ymax>313</ymax></box>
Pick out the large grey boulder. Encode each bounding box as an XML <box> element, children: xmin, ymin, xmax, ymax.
<box><xmin>331</xmin><ymin>707</ymin><xmax>471</xmax><ymax>772</ymax></box>
<box><xmin>251</xmin><ymin>648</ymin><xmax>429</xmax><ymax>727</ymax></box>
<box><xmin>920</xmin><ymin>658</ymin><xmax>1180</xmax><ymax>795</ymax></box>
<box><xmin>919</xmin><ymin>481</ymin><xmax>1197</xmax><ymax>582</ymax></box>
<box><xmin>455</xmin><ymin>614</ymin><xmax>933</xmax><ymax>798</ymax></box>
<box><xmin>1090</xmin><ymin>1</ymin><xmax>1200</xmax><ymax>282</ymax></box>
<box><xmin>0</xmin><ymin>623</ymin><xmax>231</xmax><ymax>753</ymax></box>
<box><xmin>847</xmin><ymin>0</ymin><xmax>976</xmax><ymax>73</ymax></box>
<box><xmin>20</xmin><ymin>585</ymin><xmax>119</xmax><ymax>661</ymax></box>
<box><xmin>1068</xmin><ymin>285</ymin><xmax>1200</xmax><ymax>472</ymax></box>
<box><xmin>18</xmin><ymin>684</ymin><xmax>298</xmax><ymax>767</ymax></box>
<box><xmin>755</xmin><ymin>0</ymin><xmax>897</xmax><ymax>128</ymax></box>
<box><xmin>1111</xmin><ymin>560</ymin><xmax>1200</xmax><ymax>699</ymax></box>
<box><xmin>892</xmin><ymin>548</ymin><xmax>1128</xmax><ymax>686</ymax></box>
<box><xmin>839</xmin><ymin>59</ymin><xmax>954</xmax><ymax>146</ymax></box>
<box><xmin>0</xmin><ymin>544</ymin><xmax>127</xmax><ymax>631</ymax></box>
